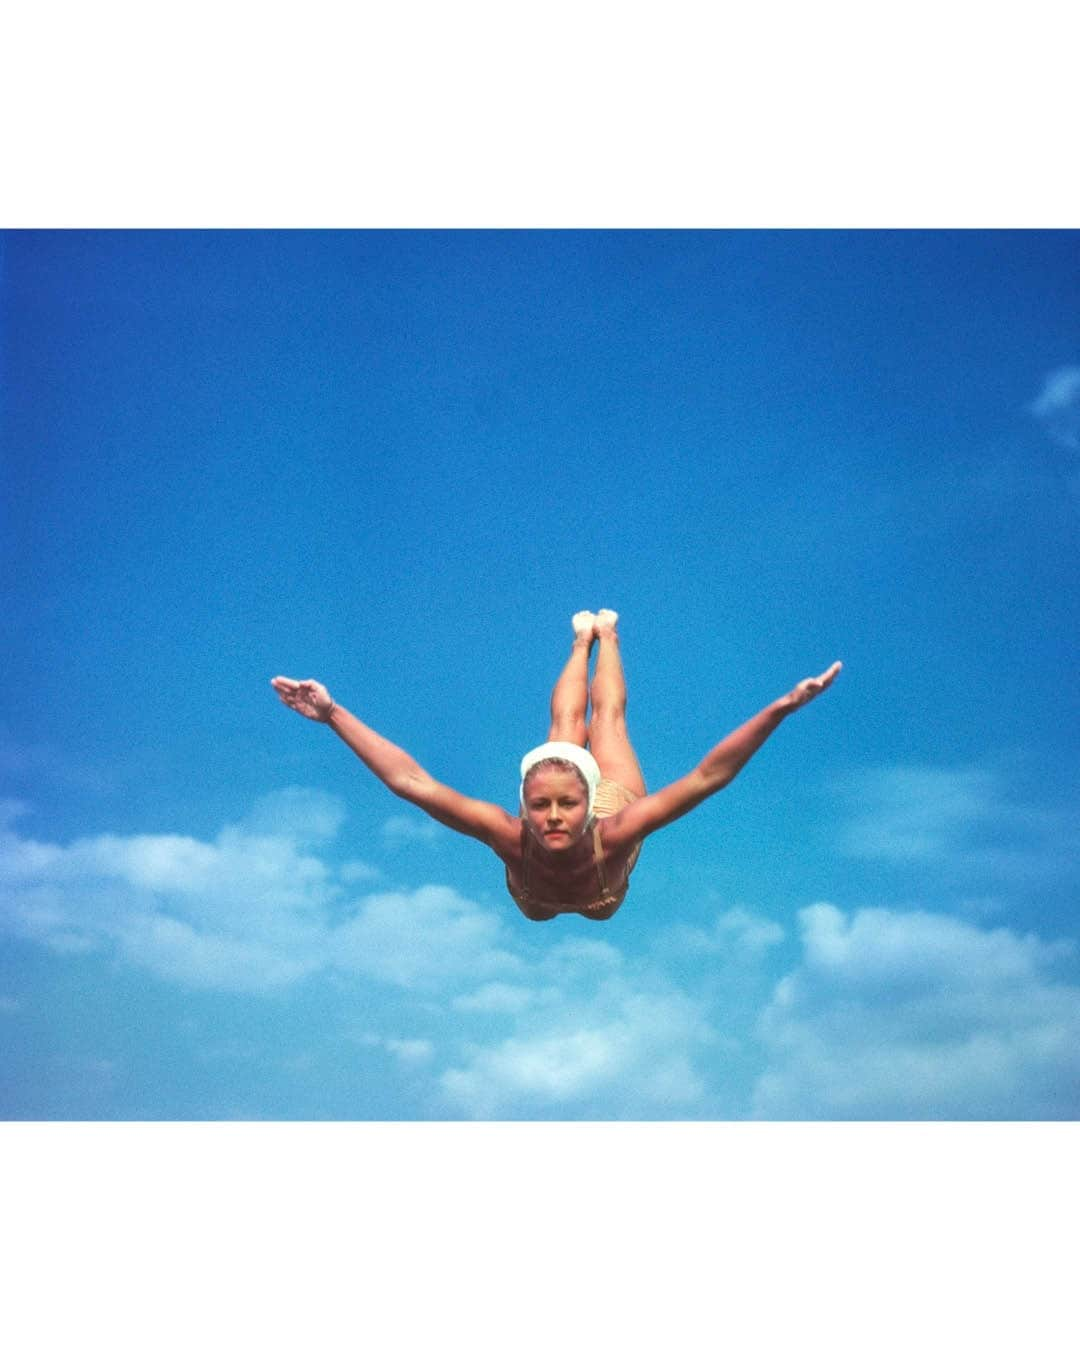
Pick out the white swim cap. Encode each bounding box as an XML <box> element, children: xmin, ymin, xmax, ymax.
<box><xmin>519</xmin><ymin>741</ymin><xmax>602</xmax><ymax>823</ymax></box>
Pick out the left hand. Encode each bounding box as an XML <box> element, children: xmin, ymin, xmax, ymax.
<box><xmin>785</xmin><ymin>661</ymin><xmax>842</xmax><ymax>710</ymax></box>
<box><xmin>271</xmin><ymin>676</ymin><xmax>335</xmax><ymax>722</ymax></box>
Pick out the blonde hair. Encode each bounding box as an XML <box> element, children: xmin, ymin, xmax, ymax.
<box><xmin>519</xmin><ymin>740</ymin><xmax>601</xmax><ymax>823</ymax></box>
<box><xmin>522</xmin><ymin>758</ymin><xmax>588</xmax><ymax>796</ymax></box>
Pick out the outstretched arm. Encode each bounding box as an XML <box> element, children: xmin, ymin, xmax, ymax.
<box><xmin>604</xmin><ymin>662</ymin><xmax>842</xmax><ymax>845</ymax></box>
<box><xmin>270</xmin><ymin>678</ymin><xmax>518</xmax><ymax>851</ymax></box>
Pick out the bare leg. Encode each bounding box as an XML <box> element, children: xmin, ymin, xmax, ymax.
<box><xmin>546</xmin><ymin>613</ymin><xmax>596</xmax><ymax>746</ymax></box>
<box><xmin>587</xmin><ymin>611</ymin><xmax>646</xmax><ymax>795</ymax></box>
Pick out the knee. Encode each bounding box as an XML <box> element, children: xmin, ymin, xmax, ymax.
<box><xmin>589</xmin><ymin>695</ymin><xmax>627</xmax><ymax>724</ymax></box>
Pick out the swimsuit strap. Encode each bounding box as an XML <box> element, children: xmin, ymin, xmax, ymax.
<box><xmin>518</xmin><ymin>821</ymin><xmax>531</xmax><ymax>902</ymax></box>
<box><xmin>513</xmin><ymin>822</ymin><xmax>615</xmax><ymax>908</ymax></box>
<box><xmin>591</xmin><ymin>824</ymin><xmax>613</xmax><ymax>900</ymax></box>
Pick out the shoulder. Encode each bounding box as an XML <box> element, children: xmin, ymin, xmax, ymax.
<box><xmin>487</xmin><ymin>811</ymin><xmax>524</xmax><ymax>861</ymax></box>
<box><xmin>599</xmin><ymin>774</ymin><xmax>707</xmax><ymax>846</ymax></box>
<box><xmin>408</xmin><ymin>777</ymin><xmax>522</xmax><ymax>855</ymax></box>
<box><xmin>597</xmin><ymin>804</ymin><xmax>646</xmax><ymax>851</ymax></box>
<box><xmin>459</xmin><ymin>799</ymin><xmax>523</xmax><ymax>857</ymax></box>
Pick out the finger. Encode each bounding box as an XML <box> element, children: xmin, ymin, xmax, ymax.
<box><xmin>271</xmin><ymin>677</ymin><xmax>299</xmax><ymax>691</ymax></box>
<box><xmin>817</xmin><ymin>661</ymin><xmax>842</xmax><ymax>684</ymax></box>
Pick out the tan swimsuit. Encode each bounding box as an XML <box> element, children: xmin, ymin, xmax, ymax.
<box><xmin>505</xmin><ymin>778</ymin><xmax>643</xmax><ymax>921</ymax></box>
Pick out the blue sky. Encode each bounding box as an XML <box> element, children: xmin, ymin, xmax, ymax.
<box><xmin>2</xmin><ymin>228</ymin><xmax>1078</xmax><ymax>1119</ymax></box>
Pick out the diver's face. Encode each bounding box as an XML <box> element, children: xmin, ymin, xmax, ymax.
<box><xmin>523</xmin><ymin>768</ymin><xmax>589</xmax><ymax>850</ymax></box>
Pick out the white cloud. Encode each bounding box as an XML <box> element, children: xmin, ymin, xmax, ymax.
<box><xmin>437</xmin><ymin>908</ymin><xmax>789</xmax><ymax>1119</ymax></box>
<box><xmin>239</xmin><ymin>787</ymin><xmax>348</xmax><ymax>843</ymax></box>
<box><xmin>385</xmin><ymin>1038</ymin><xmax>435</xmax><ymax>1066</ymax></box>
<box><xmin>794</xmin><ymin>902</ymin><xmax>1073</xmax><ymax>985</ymax></box>
<box><xmin>339</xmin><ymin>860</ymin><xmax>382</xmax><ymax>884</ymax></box>
<box><xmin>331</xmin><ymin>885</ymin><xmax>521</xmax><ymax>991</ymax></box>
<box><xmin>1029</xmin><ymin>365</ymin><xmax>1080</xmax><ymax>451</ymax></box>
<box><xmin>4</xmin><ymin>794</ymin><xmax>714</xmax><ymax>1119</ymax></box>
<box><xmin>0</xmin><ymin>743</ymin><xmax>110</xmax><ymax>794</ymax></box>
<box><xmin>381</xmin><ymin>814</ymin><xmax>441</xmax><ymax>846</ymax></box>
<box><xmin>439</xmin><ymin>979</ymin><xmax>713</xmax><ymax>1119</ymax></box>
<box><xmin>658</xmin><ymin>907</ymin><xmax>786</xmax><ymax>961</ymax></box>
<box><xmin>451</xmin><ymin>982</ymin><xmax>539</xmax><ymax>1014</ymax></box>
<box><xmin>714</xmin><ymin>907</ymin><xmax>785</xmax><ymax>951</ymax></box>
<box><xmin>537</xmin><ymin>935</ymin><xmax>624</xmax><ymax>979</ymax></box>
<box><xmin>752</xmin><ymin>903</ymin><xmax>1080</xmax><ymax>1119</ymax></box>
<box><xmin>833</xmin><ymin>763</ymin><xmax>1079</xmax><ymax>884</ymax></box>
<box><xmin>836</xmin><ymin>765</ymin><xmax>997</xmax><ymax>862</ymax></box>
<box><xmin>116</xmin><ymin>913</ymin><xmax>319</xmax><ymax>992</ymax></box>
<box><xmin>443</xmin><ymin>1029</ymin><xmax>620</xmax><ymax>1110</ymax></box>
<box><xmin>0</xmin><ymin>792</ymin><xmax>510</xmax><ymax>995</ymax></box>
<box><xmin>0</xmin><ymin>816</ymin><xmax>347</xmax><ymax>984</ymax></box>
<box><xmin>10</xmin><ymin>784</ymin><xmax>1080</xmax><ymax>1122</ymax></box>
<box><xmin>0</xmin><ymin>799</ymin><xmax>32</xmax><ymax>830</ymax></box>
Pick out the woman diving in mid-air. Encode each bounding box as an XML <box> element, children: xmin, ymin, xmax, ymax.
<box><xmin>271</xmin><ymin>610</ymin><xmax>841</xmax><ymax>922</ymax></box>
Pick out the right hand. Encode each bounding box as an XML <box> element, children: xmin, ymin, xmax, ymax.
<box><xmin>271</xmin><ymin>676</ymin><xmax>335</xmax><ymax>723</ymax></box>
<box><xmin>784</xmin><ymin>661</ymin><xmax>842</xmax><ymax>711</ymax></box>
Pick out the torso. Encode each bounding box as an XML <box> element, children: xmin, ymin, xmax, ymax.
<box><xmin>501</xmin><ymin>817</ymin><xmax>642</xmax><ymax>922</ymax></box>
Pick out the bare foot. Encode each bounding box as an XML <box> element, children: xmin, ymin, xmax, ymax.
<box><xmin>595</xmin><ymin>608</ymin><xmax>619</xmax><ymax>633</ymax></box>
<box><xmin>572</xmin><ymin>611</ymin><xmax>598</xmax><ymax>642</ymax></box>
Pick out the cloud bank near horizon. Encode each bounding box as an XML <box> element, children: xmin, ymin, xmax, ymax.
<box><xmin>2</xmin><ymin>773</ymin><xmax>1078</xmax><ymax>1119</ymax></box>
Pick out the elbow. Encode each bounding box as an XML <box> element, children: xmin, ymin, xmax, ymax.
<box><xmin>701</xmin><ymin>766</ymin><xmax>735</xmax><ymax>794</ymax></box>
<box><xmin>391</xmin><ymin>768</ymin><xmax>431</xmax><ymax>802</ymax></box>
<box><xmin>696</xmin><ymin>761</ymin><xmax>729</xmax><ymax>788</ymax></box>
